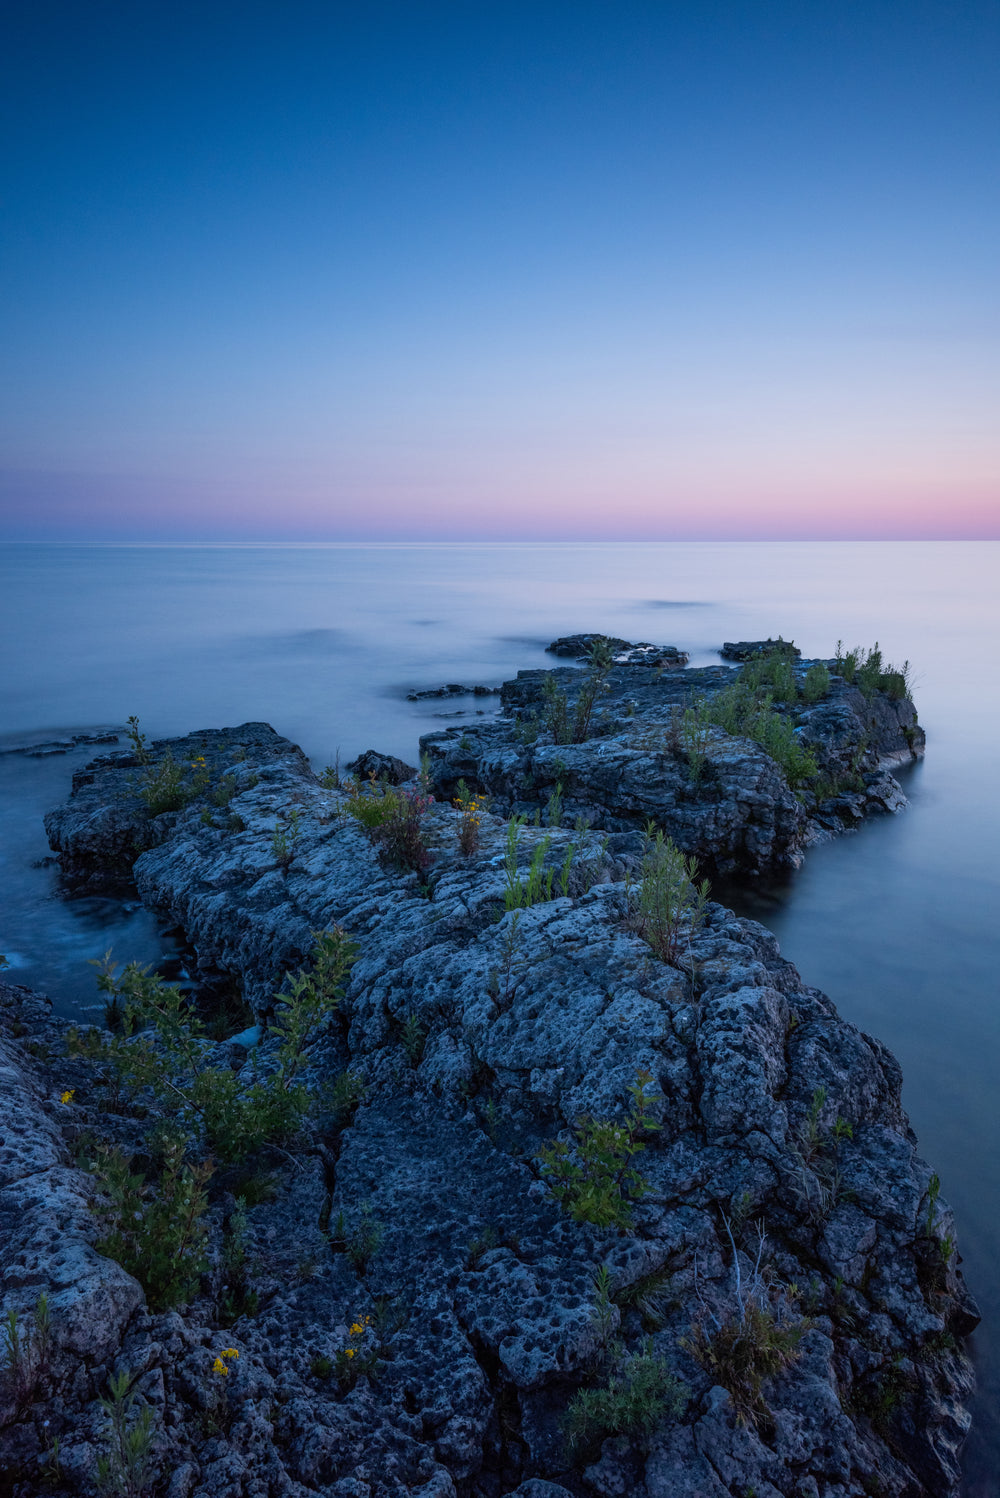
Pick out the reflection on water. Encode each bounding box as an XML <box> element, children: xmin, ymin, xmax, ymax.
<box><xmin>0</xmin><ymin>540</ymin><xmax>997</xmax><ymax>1490</ymax></box>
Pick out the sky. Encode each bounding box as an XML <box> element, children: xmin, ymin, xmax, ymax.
<box><xmin>1</xmin><ymin>0</ymin><xmax>998</xmax><ymax>541</ymax></box>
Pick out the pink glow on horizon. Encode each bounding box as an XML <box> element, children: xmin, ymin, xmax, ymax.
<box><xmin>2</xmin><ymin>464</ymin><xmax>996</xmax><ymax>542</ymax></box>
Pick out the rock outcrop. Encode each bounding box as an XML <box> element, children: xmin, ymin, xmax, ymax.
<box><xmin>420</xmin><ymin>644</ymin><xmax>923</xmax><ymax>879</ymax></box>
<box><xmin>0</xmin><ymin>696</ymin><xmax>977</xmax><ymax>1498</ymax></box>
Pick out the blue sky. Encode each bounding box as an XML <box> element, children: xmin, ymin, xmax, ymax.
<box><xmin>1</xmin><ymin>1</ymin><xmax>997</xmax><ymax>538</ymax></box>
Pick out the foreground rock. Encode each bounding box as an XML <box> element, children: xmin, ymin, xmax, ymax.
<box><xmin>0</xmin><ymin>717</ymin><xmax>977</xmax><ymax>1497</ymax></box>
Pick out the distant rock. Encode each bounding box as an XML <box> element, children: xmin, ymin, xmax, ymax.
<box><xmin>720</xmin><ymin>638</ymin><xmax>802</xmax><ymax>661</ymax></box>
<box><xmin>406</xmin><ymin>683</ymin><xmax>503</xmax><ymax>701</ymax></box>
<box><xmin>547</xmin><ymin>634</ymin><xmax>689</xmax><ymax>666</ymax></box>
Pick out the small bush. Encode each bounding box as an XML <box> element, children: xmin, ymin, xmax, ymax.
<box><xmin>695</xmin><ymin>682</ymin><xmax>818</xmax><ymax>787</ymax></box>
<box><xmin>633</xmin><ymin>827</ymin><xmax>709</xmax><ymax>965</ymax></box>
<box><xmin>453</xmin><ymin>779</ymin><xmax>482</xmax><ymax>856</ymax></box>
<box><xmin>400</xmin><ymin>1013</ymin><xmax>426</xmax><ymax>1067</ymax></box>
<box><xmin>565</xmin><ymin>1343</ymin><xmax>686</xmax><ymax>1456</ymax></box>
<box><xmin>503</xmin><ymin>817</ymin><xmax>566</xmax><ymax>910</ymax></box>
<box><xmin>544</xmin><ymin>637</ymin><xmax>615</xmax><ymax>744</ymax></box>
<box><xmin>741</xmin><ymin>648</ymin><xmax>798</xmax><ymax>703</ymax></box>
<box><xmin>89</xmin><ymin>1139</ymin><xmax>211</xmax><ymax>1310</ymax></box>
<box><xmin>834</xmin><ymin>642</ymin><xmax>912</xmax><ymax>701</ymax></box>
<box><xmin>219</xmin><ymin>1197</ymin><xmax>259</xmax><ymax>1326</ymax></box>
<box><xmin>76</xmin><ymin>929</ymin><xmax>358</xmax><ymax>1162</ymax></box>
<box><xmin>139</xmin><ymin>749</ymin><xmax>192</xmax><ymax>815</ymax></box>
<box><xmin>802</xmin><ymin>662</ymin><xmax>830</xmax><ymax>703</ymax></box>
<box><xmin>344</xmin><ymin>776</ymin><xmax>432</xmax><ymax>872</ymax></box>
<box><xmin>681</xmin><ymin>1218</ymin><xmax>808</xmax><ymax>1425</ymax></box>
<box><xmin>96</xmin><ymin>1370</ymin><xmax>156</xmax><ymax>1498</ymax></box>
<box><xmin>679</xmin><ymin>710</ymin><xmax>711</xmax><ymax>783</ymax></box>
<box><xmin>685</xmin><ymin>1299</ymin><xmax>805</xmax><ymax>1424</ymax></box>
<box><xmin>538</xmin><ymin>1070</ymin><xmax>661</xmax><ymax>1229</ymax></box>
<box><xmin>332</xmin><ymin>1203</ymin><xmax>383</xmax><ymax>1274</ymax></box>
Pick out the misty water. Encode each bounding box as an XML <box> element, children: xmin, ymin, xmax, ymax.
<box><xmin>1</xmin><ymin>540</ymin><xmax>997</xmax><ymax>1489</ymax></box>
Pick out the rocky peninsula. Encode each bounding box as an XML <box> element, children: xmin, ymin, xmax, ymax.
<box><xmin>0</xmin><ymin>639</ymin><xmax>978</xmax><ymax>1498</ymax></box>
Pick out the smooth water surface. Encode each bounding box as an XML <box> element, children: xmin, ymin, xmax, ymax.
<box><xmin>1</xmin><ymin>540</ymin><xmax>997</xmax><ymax>1489</ymax></box>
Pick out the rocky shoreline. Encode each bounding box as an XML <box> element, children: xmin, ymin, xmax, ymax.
<box><xmin>0</xmin><ymin>638</ymin><xmax>978</xmax><ymax>1498</ymax></box>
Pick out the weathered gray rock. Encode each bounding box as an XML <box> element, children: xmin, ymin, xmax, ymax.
<box><xmin>346</xmin><ymin>749</ymin><xmax>419</xmax><ymax>782</ymax></box>
<box><xmin>0</xmin><ymin>985</ymin><xmax>145</xmax><ymax>1430</ymax></box>
<box><xmin>419</xmin><ymin>645</ymin><xmax>923</xmax><ymax>878</ymax></box>
<box><xmin>3</xmin><ymin>712</ymin><xmax>975</xmax><ymax>1497</ymax></box>
<box><xmin>547</xmin><ymin>636</ymin><xmax>689</xmax><ymax>668</ymax></box>
<box><xmin>720</xmin><ymin>639</ymin><xmax>802</xmax><ymax>662</ymax></box>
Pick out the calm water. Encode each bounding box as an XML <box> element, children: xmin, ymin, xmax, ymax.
<box><xmin>1</xmin><ymin>540</ymin><xmax>997</xmax><ymax>1488</ymax></box>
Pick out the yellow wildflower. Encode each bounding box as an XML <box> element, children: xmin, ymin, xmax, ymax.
<box><xmin>349</xmin><ymin>1322</ymin><xmax>364</xmax><ymax>1336</ymax></box>
<box><xmin>343</xmin><ymin>1347</ymin><xmax>355</xmax><ymax>1359</ymax></box>
<box><xmin>211</xmin><ymin>1357</ymin><xmax>229</xmax><ymax>1376</ymax></box>
<box><xmin>60</xmin><ymin>1089</ymin><xmax>75</xmax><ymax>1104</ymax></box>
<box><xmin>222</xmin><ymin>1348</ymin><xmax>239</xmax><ymax>1360</ymax></box>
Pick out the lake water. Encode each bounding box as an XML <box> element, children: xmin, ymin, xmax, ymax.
<box><xmin>1</xmin><ymin>540</ymin><xmax>997</xmax><ymax>1489</ymax></box>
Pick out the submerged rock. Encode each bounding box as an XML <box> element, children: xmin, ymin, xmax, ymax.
<box><xmin>2</xmin><ymin>688</ymin><xmax>977</xmax><ymax>1497</ymax></box>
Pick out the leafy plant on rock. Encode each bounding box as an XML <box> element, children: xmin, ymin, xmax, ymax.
<box><xmin>564</xmin><ymin>1340</ymin><xmax>686</xmax><ymax>1457</ymax></box>
<box><xmin>88</xmin><ymin>1137</ymin><xmax>212</xmax><ymax>1311</ymax></box>
<box><xmin>73</xmin><ymin>928</ymin><xmax>358</xmax><ymax>1163</ymax></box>
<box><xmin>633</xmin><ymin>826</ymin><xmax>710</xmax><ymax>966</ymax></box>
<box><xmin>538</xmin><ymin>1070</ymin><xmax>661</xmax><ymax>1229</ymax></box>
<box><xmin>343</xmin><ymin>775</ymin><xmax>433</xmax><ymax>872</ymax></box>
<box><xmin>543</xmin><ymin>636</ymin><xmax>615</xmax><ymax>744</ymax></box>
<box><xmin>96</xmin><ymin>1371</ymin><xmax>156</xmax><ymax>1498</ymax></box>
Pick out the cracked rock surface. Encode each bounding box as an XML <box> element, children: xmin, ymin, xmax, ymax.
<box><xmin>0</xmin><ymin>688</ymin><xmax>974</xmax><ymax>1498</ymax></box>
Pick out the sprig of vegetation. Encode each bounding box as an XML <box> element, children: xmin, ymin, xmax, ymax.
<box><xmin>682</xmin><ymin>1217</ymin><xmax>807</xmax><ymax>1425</ymax></box>
<box><xmin>801</xmin><ymin>661</ymin><xmax>830</xmax><ymax>703</ymax></box>
<box><xmin>504</xmin><ymin>817</ymin><xmax>564</xmax><ymax>910</ymax></box>
<box><xmin>72</xmin><ymin>929</ymin><xmax>358</xmax><ymax>1162</ymax></box>
<box><xmin>538</xmin><ymin>1070</ymin><xmax>661</xmax><ymax>1229</ymax></box>
<box><xmin>564</xmin><ymin>1340</ymin><xmax>686</xmax><ymax>1456</ymax></box>
<box><xmin>543</xmin><ymin>637</ymin><xmax>615</xmax><ymax>744</ymax></box>
<box><xmin>453</xmin><ymin>779</ymin><xmax>483</xmax><ymax>856</ymax></box>
<box><xmin>96</xmin><ymin>1371</ymin><xmax>156</xmax><ymax>1498</ymax></box>
<box><xmin>343</xmin><ymin>775</ymin><xmax>433</xmax><ymax>872</ymax></box>
<box><xmin>633</xmin><ymin>826</ymin><xmax>710</xmax><ymax>966</ymax></box>
<box><xmin>88</xmin><ymin>1137</ymin><xmax>212</xmax><ymax>1310</ymax></box>
<box><xmin>834</xmin><ymin>642</ymin><xmax>913</xmax><ymax>701</ymax></box>
<box><xmin>693</xmin><ymin>681</ymin><xmax>819</xmax><ymax>786</ymax></box>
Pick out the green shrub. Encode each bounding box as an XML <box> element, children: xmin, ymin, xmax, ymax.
<box><xmin>684</xmin><ymin>1299</ymin><xmax>806</xmax><ymax>1425</ymax></box>
<box><xmin>802</xmin><ymin>662</ymin><xmax>831</xmax><ymax>703</ymax></box>
<box><xmin>538</xmin><ymin>1070</ymin><xmax>661</xmax><ymax>1229</ymax></box>
<box><xmin>343</xmin><ymin>777</ymin><xmax>433</xmax><ymax>872</ymax></box>
<box><xmin>219</xmin><ymin>1197</ymin><xmax>259</xmax><ymax>1325</ymax></box>
<box><xmin>834</xmin><ymin>642</ymin><xmax>912</xmax><ymax>701</ymax></box>
<box><xmin>139</xmin><ymin>749</ymin><xmax>192</xmax><ymax>814</ymax></box>
<box><xmin>76</xmin><ymin>929</ymin><xmax>358</xmax><ymax>1162</ymax></box>
<box><xmin>88</xmin><ymin>1138</ymin><xmax>211</xmax><ymax>1310</ymax></box>
<box><xmin>96</xmin><ymin>1370</ymin><xmax>156</xmax><ymax>1498</ymax></box>
<box><xmin>695</xmin><ymin>683</ymin><xmax>818</xmax><ymax>787</ymax></box>
<box><xmin>741</xmin><ymin>648</ymin><xmax>798</xmax><ymax>703</ymax></box>
<box><xmin>503</xmin><ymin>817</ymin><xmax>558</xmax><ymax>910</ymax></box>
<box><xmin>565</xmin><ymin>1342</ymin><xmax>686</xmax><ymax>1455</ymax></box>
<box><xmin>679</xmin><ymin>709</ymin><xmax>711</xmax><ymax>783</ymax></box>
<box><xmin>400</xmin><ymin>1013</ymin><xmax>426</xmax><ymax>1067</ymax></box>
<box><xmin>634</xmin><ymin>827</ymin><xmax>710</xmax><ymax>965</ymax></box>
<box><xmin>681</xmin><ymin>1217</ymin><xmax>808</xmax><ymax>1425</ymax></box>
<box><xmin>332</xmin><ymin>1202</ymin><xmax>384</xmax><ymax>1273</ymax></box>
<box><xmin>544</xmin><ymin>637</ymin><xmax>615</xmax><ymax>744</ymax></box>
